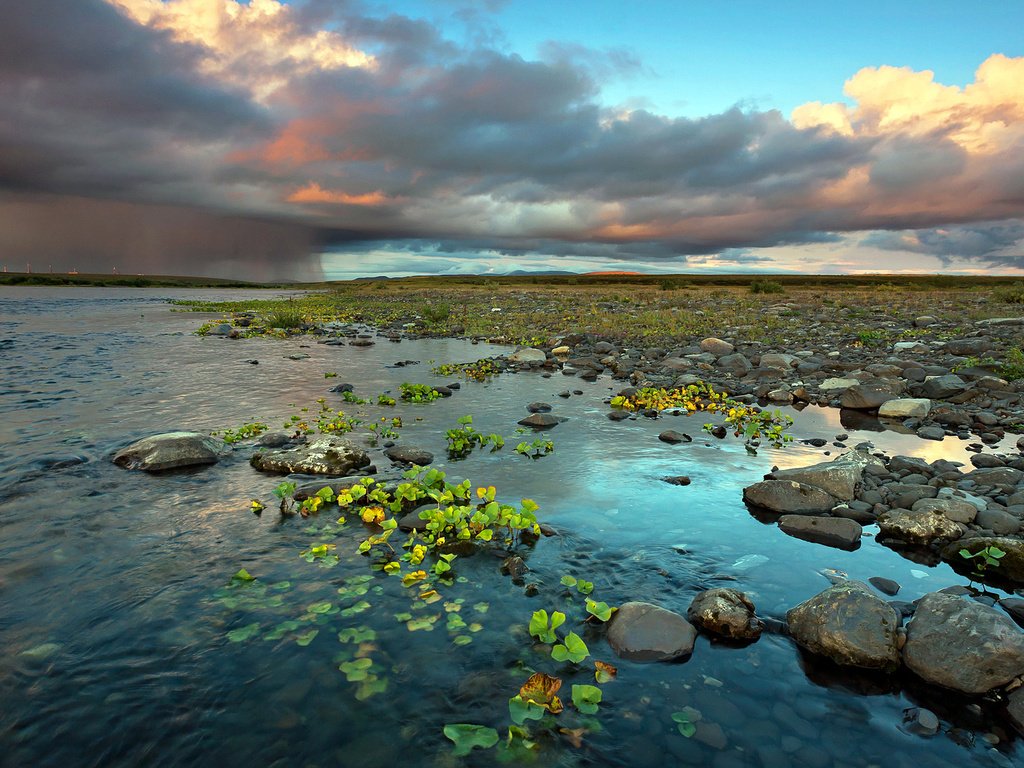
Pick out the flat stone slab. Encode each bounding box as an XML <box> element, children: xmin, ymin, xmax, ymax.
<box><xmin>878</xmin><ymin>398</ymin><xmax>932</xmax><ymax>419</ymax></box>
<box><xmin>877</xmin><ymin>508</ymin><xmax>965</xmax><ymax>546</ymax></box>
<box><xmin>113</xmin><ymin>432</ymin><xmax>224</xmax><ymax>471</ymax></box>
<box><xmin>743</xmin><ymin>480</ymin><xmax>836</xmax><ymax>515</ymax></box>
<box><xmin>771</xmin><ymin>450</ymin><xmax>881</xmax><ymax>501</ymax></box>
<box><xmin>607</xmin><ymin>601</ymin><xmax>697</xmax><ymax>662</ymax></box>
<box><xmin>779</xmin><ymin>515</ymin><xmax>862</xmax><ymax>550</ymax></box>
<box><xmin>250</xmin><ymin>437</ymin><xmax>370</xmax><ymax>476</ymax></box>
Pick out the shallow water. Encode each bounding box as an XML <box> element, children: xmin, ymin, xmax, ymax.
<box><xmin>0</xmin><ymin>287</ymin><xmax>1020</xmax><ymax>768</ymax></box>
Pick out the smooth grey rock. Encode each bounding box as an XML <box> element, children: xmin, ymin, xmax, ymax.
<box><xmin>699</xmin><ymin>337</ymin><xmax>734</xmax><ymax>356</ymax></box>
<box><xmin>820</xmin><ymin>377</ymin><xmax>859</xmax><ymax>391</ymax></box>
<box><xmin>658</xmin><ymin>430</ymin><xmax>692</xmax><ymax>444</ymax></box>
<box><xmin>868</xmin><ymin>576</ymin><xmax>901</xmax><ymax>596</ymax></box>
<box><xmin>976</xmin><ymin>507</ymin><xmax>1022</xmax><ymax>535</ymax></box>
<box><xmin>687</xmin><ymin>588</ymin><xmax>764</xmax><ymax>641</ymax></box>
<box><xmin>517</xmin><ymin>413</ymin><xmax>566</xmax><ymax>429</ymax></box>
<box><xmin>250</xmin><ymin>437</ymin><xmax>370</xmax><ymax>476</ymax></box>
<box><xmin>772</xmin><ymin>450</ymin><xmax>882</xmax><ymax>501</ymax></box>
<box><xmin>607</xmin><ymin>601</ymin><xmax>697</xmax><ymax>661</ymax></box>
<box><xmin>901</xmin><ymin>707</ymin><xmax>940</xmax><ymax>736</ymax></box>
<box><xmin>966</xmin><ymin>467</ymin><xmax>1024</xmax><ymax>487</ymax></box>
<box><xmin>743</xmin><ymin>480</ymin><xmax>836</xmax><ymax>515</ymax></box>
<box><xmin>840</xmin><ymin>385</ymin><xmax>895</xmax><ymax>410</ymax></box>
<box><xmin>760</xmin><ymin>353</ymin><xmax>798</xmax><ymax>370</ymax></box>
<box><xmin>113</xmin><ymin>432</ymin><xmax>223</xmax><ymax>471</ymax></box>
<box><xmin>877</xmin><ymin>508</ymin><xmax>965</xmax><ymax>545</ymax></box>
<box><xmin>910</xmin><ymin>497</ymin><xmax>978</xmax><ymax>524</ymax></box>
<box><xmin>920</xmin><ymin>374</ymin><xmax>969</xmax><ymax>399</ymax></box>
<box><xmin>786</xmin><ymin>581</ymin><xmax>901</xmax><ymax>670</ymax></box>
<box><xmin>256</xmin><ymin>431</ymin><xmax>294</xmax><ymax>448</ymax></box>
<box><xmin>904</xmin><ymin>591</ymin><xmax>1024</xmax><ymax>693</ymax></box>
<box><xmin>717</xmin><ymin>353</ymin><xmax>752</xmax><ymax>376</ymax></box>
<box><xmin>778</xmin><ymin>515</ymin><xmax>862</xmax><ymax>550</ymax></box>
<box><xmin>917</xmin><ymin>425</ymin><xmax>946</xmax><ymax>440</ymax></box>
<box><xmin>878</xmin><ymin>398</ymin><xmax>932</xmax><ymax>419</ymax></box>
<box><xmin>508</xmin><ymin>347</ymin><xmax>546</xmax><ymax>363</ymax></box>
<box><xmin>1008</xmin><ymin>688</ymin><xmax>1024</xmax><ymax>735</ymax></box>
<box><xmin>383</xmin><ymin>445</ymin><xmax>434</xmax><ymax>466</ymax></box>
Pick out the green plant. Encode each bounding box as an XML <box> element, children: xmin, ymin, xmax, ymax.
<box><xmin>216</xmin><ymin>420</ymin><xmax>268</xmax><ymax>444</ymax></box>
<box><xmin>340</xmin><ymin>390</ymin><xmax>370</xmax><ymax>404</ymax></box>
<box><xmin>443</xmin><ymin>724</ymin><xmax>499</xmax><ymax>757</ymax></box>
<box><xmin>431</xmin><ymin>357</ymin><xmax>502</xmax><ymax>382</ymax></box>
<box><xmin>959</xmin><ymin>544</ymin><xmax>1006</xmax><ymax>579</ymax></box>
<box><xmin>995</xmin><ymin>282</ymin><xmax>1024</xmax><ymax>304</ymax></box>
<box><xmin>272</xmin><ymin>481</ymin><xmax>297</xmax><ymax>514</ymax></box>
<box><xmin>422</xmin><ymin>302</ymin><xmax>451</xmax><ymax>324</ymax></box>
<box><xmin>399</xmin><ymin>383</ymin><xmax>441</xmax><ymax>403</ymax></box>
<box><xmin>376</xmin><ymin>393</ymin><xmax>396</xmax><ymax>406</ymax></box>
<box><xmin>571</xmin><ymin>684</ymin><xmax>602</xmax><ymax>714</ymax></box>
<box><xmin>551</xmin><ymin>631</ymin><xmax>590</xmax><ymax>663</ymax></box>
<box><xmin>445</xmin><ymin>415</ymin><xmax>505</xmax><ymax>458</ymax></box>
<box><xmin>515</xmin><ymin>437</ymin><xmax>554</xmax><ymax>458</ymax></box>
<box><xmin>265</xmin><ymin>309</ymin><xmax>305</xmax><ymax>329</ymax></box>
<box><xmin>750</xmin><ymin>279</ymin><xmax>783</xmax><ymax>294</ymax></box>
<box><xmin>672</xmin><ymin>710</ymin><xmax>697</xmax><ymax>737</ymax></box>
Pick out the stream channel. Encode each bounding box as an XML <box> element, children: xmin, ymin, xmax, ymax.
<box><xmin>0</xmin><ymin>287</ymin><xmax>1020</xmax><ymax>767</ymax></box>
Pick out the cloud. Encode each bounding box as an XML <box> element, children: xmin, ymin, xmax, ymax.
<box><xmin>0</xmin><ymin>1</ymin><xmax>1022</xmax><ymax>278</ymax></box>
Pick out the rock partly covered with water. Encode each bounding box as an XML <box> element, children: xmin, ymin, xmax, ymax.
<box><xmin>607</xmin><ymin>601</ymin><xmax>697</xmax><ymax>661</ymax></box>
<box><xmin>743</xmin><ymin>480</ymin><xmax>836</xmax><ymax>515</ymax></box>
<box><xmin>113</xmin><ymin>432</ymin><xmax>224</xmax><ymax>471</ymax></box>
<box><xmin>786</xmin><ymin>581</ymin><xmax>901</xmax><ymax>670</ymax></box>
<box><xmin>770</xmin><ymin>450</ymin><xmax>882</xmax><ymax>501</ymax></box>
<box><xmin>942</xmin><ymin>537</ymin><xmax>1024</xmax><ymax>582</ymax></box>
<box><xmin>876</xmin><ymin>508</ymin><xmax>965</xmax><ymax>546</ymax></box>
<box><xmin>686</xmin><ymin>588</ymin><xmax>763</xmax><ymax>641</ymax></box>
<box><xmin>250</xmin><ymin>437</ymin><xmax>371</xmax><ymax>476</ymax></box>
<box><xmin>778</xmin><ymin>515</ymin><xmax>862</xmax><ymax>550</ymax></box>
<box><xmin>383</xmin><ymin>445</ymin><xmax>434</xmax><ymax>466</ymax></box>
<box><xmin>903</xmin><ymin>591</ymin><xmax>1024</xmax><ymax>693</ymax></box>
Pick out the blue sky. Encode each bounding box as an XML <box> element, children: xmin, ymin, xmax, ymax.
<box><xmin>1</xmin><ymin>1</ymin><xmax>1022</xmax><ymax>280</ymax></box>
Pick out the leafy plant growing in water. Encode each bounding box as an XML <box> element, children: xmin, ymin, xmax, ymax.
<box><xmin>515</xmin><ymin>437</ymin><xmax>554</xmax><ymax>458</ymax></box>
<box><xmin>445</xmin><ymin>415</ymin><xmax>505</xmax><ymax>458</ymax></box>
<box><xmin>215</xmin><ymin>420</ymin><xmax>269</xmax><ymax>444</ymax></box>
<box><xmin>272</xmin><ymin>481</ymin><xmax>297</xmax><ymax>515</ymax></box>
<box><xmin>431</xmin><ymin>357</ymin><xmax>502</xmax><ymax>382</ymax></box>
<box><xmin>399</xmin><ymin>383</ymin><xmax>441</xmax><ymax>402</ymax></box>
<box><xmin>959</xmin><ymin>544</ymin><xmax>1006</xmax><ymax>580</ymax></box>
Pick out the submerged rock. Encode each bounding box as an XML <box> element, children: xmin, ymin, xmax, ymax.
<box><xmin>743</xmin><ymin>480</ymin><xmax>836</xmax><ymax>515</ymax></box>
<box><xmin>903</xmin><ymin>591</ymin><xmax>1024</xmax><ymax>693</ymax></box>
<box><xmin>876</xmin><ymin>508</ymin><xmax>965</xmax><ymax>546</ymax></box>
<box><xmin>250</xmin><ymin>437</ymin><xmax>370</xmax><ymax>476</ymax></box>
<box><xmin>517</xmin><ymin>413</ymin><xmax>567</xmax><ymax>429</ymax></box>
<box><xmin>113</xmin><ymin>432</ymin><xmax>224</xmax><ymax>471</ymax></box>
<box><xmin>786</xmin><ymin>581</ymin><xmax>901</xmax><ymax>670</ymax></box>
<box><xmin>383</xmin><ymin>445</ymin><xmax>434</xmax><ymax>466</ymax></box>
<box><xmin>607</xmin><ymin>601</ymin><xmax>697</xmax><ymax>661</ymax></box>
<box><xmin>687</xmin><ymin>588</ymin><xmax>764</xmax><ymax>641</ymax></box>
<box><xmin>778</xmin><ymin>515</ymin><xmax>862</xmax><ymax>550</ymax></box>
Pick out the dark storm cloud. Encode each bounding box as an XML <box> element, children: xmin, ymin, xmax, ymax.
<box><xmin>863</xmin><ymin>221</ymin><xmax>1024</xmax><ymax>266</ymax></box>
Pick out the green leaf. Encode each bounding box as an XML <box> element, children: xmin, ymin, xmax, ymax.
<box><xmin>571</xmin><ymin>684</ymin><xmax>603</xmax><ymax>715</ymax></box>
<box><xmin>443</xmin><ymin>724</ymin><xmax>499</xmax><ymax>757</ymax></box>
<box><xmin>339</xmin><ymin>657</ymin><xmax>373</xmax><ymax>681</ymax></box>
<box><xmin>528</xmin><ymin>609</ymin><xmax>565</xmax><ymax>644</ymax></box>
<box><xmin>576</xmin><ymin>580</ymin><xmax>594</xmax><ymax>595</ymax></box>
<box><xmin>508</xmin><ymin>695</ymin><xmax>546</xmax><ymax>725</ymax></box>
<box><xmin>560</xmin><ymin>575</ymin><xmax>578</xmax><ymax>588</ymax></box>
<box><xmin>551</xmin><ymin>631</ymin><xmax>589</xmax><ymax>664</ymax></box>
<box><xmin>231</xmin><ymin>568</ymin><xmax>256</xmax><ymax>583</ymax></box>
<box><xmin>295</xmin><ymin>629</ymin><xmax>319</xmax><ymax>647</ymax></box>
<box><xmin>672</xmin><ymin>710</ymin><xmax>698</xmax><ymax>738</ymax></box>
<box><xmin>307</xmin><ymin>601</ymin><xmax>334</xmax><ymax>614</ymax></box>
<box><xmin>585</xmin><ymin>599</ymin><xmax>613</xmax><ymax>622</ymax></box>
<box><xmin>226</xmin><ymin>622</ymin><xmax>260</xmax><ymax>643</ymax></box>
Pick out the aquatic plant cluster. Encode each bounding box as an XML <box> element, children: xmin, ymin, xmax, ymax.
<box><xmin>610</xmin><ymin>383</ymin><xmax>794</xmax><ymax>447</ymax></box>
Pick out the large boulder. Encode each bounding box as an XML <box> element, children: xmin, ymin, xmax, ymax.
<box><xmin>876</xmin><ymin>508</ymin><xmax>965</xmax><ymax>546</ymax></box>
<box><xmin>910</xmin><ymin>497</ymin><xmax>977</xmax><ymax>525</ymax></box>
<box><xmin>942</xmin><ymin>537</ymin><xmax>1024</xmax><ymax>582</ymax></box>
<box><xmin>965</xmin><ymin>467</ymin><xmax>1024</xmax><ymax>488</ymax></box>
<box><xmin>606</xmin><ymin>602</ymin><xmax>697</xmax><ymax>662</ymax></box>
<box><xmin>786</xmin><ymin>581</ymin><xmax>901</xmax><ymax>670</ymax></box>
<box><xmin>250</xmin><ymin>437</ymin><xmax>370</xmax><ymax>476</ymax></box>
<box><xmin>113</xmin><ymin>432</ymin><xmax>224</xmax><ymax>471</ymax></box>
<box><xmin>759</xmin><ymin>353</ymin><xmax>798</xmax><ymax>371</ymax></box>
<box><xmin>919</xmin><ymin>374</ymin><xmax>969</xmax><ymax>399</ymax></box>
<box><xmin>903</xmin><ymin>592</ymin><xmax>1024</xmax><ymax>693</ymax></box>
<box><xmin>771</xmin><ymin>450</ymin><xmax>882</xmax><ymax>501</ymax></box>
<box><xmin>743</xmin><ymin>480</ymin><xmax>836</xmax><ymax>515</ymax></box>
<box><xmin>878</xmin><ymin>398</ymin><xmax>932</xmax><ymax>419</ymax></box>
<box><xmin>383</xmin><ymin>445</ymin><xmax>434</xmax><ymax>466</ymax></box>
<box><xmin>840</xmin><ymin>385</ymin><xmax>896</xmax><ymax>410</ymax></box>
<box><xmin>686</xmin><ymin>588</ymin><xmax>764</xmax><ymax>642</ymax></box>
<box><xmin>778</xmin><ymin>515</ymin><xmax>862</xmax><ymax>550</ymax></box>
<box><xmin>508</xmin><ymin>347</ymin><xmax>547</xmax><ymax>364</ymax></box>
<box><xmin>717</xmin><ymin>353</ymin><xmax>752</xmax><ymax>376</ymax></box>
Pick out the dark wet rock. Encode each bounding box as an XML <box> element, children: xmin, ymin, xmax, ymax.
<box><xmin>917</xmin><ymin>425</ymin><xmax>946</xmax><ymax>441</ymax></box>
<box><xmin>840</xmin><ymin>385</ymin><xmax>896</xmax><ymax>410</ymax></box>
<box><xmin>606</xmin><ymin>601</ymin><xmax>698</xmax><ymax>662</ymax></box>
<box><xmin>348</xmin><ymin>338</ymin><xmax>374</xmax><ymax>347</ymax></box>
<box><xmin>526</xmin><ymin>402</ymin><xmax>552</xmax><ymax>413</ymax></box>
<box><xmin>658</xmin><ymin>430</ymin><xmax>692</xmax><ymax>444</ymax></box>
<box><xmin>687</xmin><ymin>588</ymin><xmax>764</xmax><ymax>641</ymax></box>
<box><xmin>329</xmin><ymin>382</ymin><xmax>355</xmax><ymax>393</ymax></box>
<box><xmin>256</xmin><ymin>431</ymin><xmax>295</xmax><ymax>448</ymax></box>
<box><xmin>383</xmin><ymin>445</ymin><xmax>434</xmax><ymax>466</ymax></box>
<box><xmin>113</xmin><ymin>432</ymin><xmax>224</xmax><ymax>471</ymax></box>
<box><xmin>918</xmin><ymin>374</ymin><xmax>970</xmax><ymax>399</ymax></box>
<box><xmin>607</xmin><ymin>410</ymin><xmax>631</xmax><ymax>422</ymax></box>
<box><xmin>1000</xmin><ymin>598</ymin><xmax>1024</xmax><ymax>628</ymax></box>
<box><xmin>910</xmin><ymin>497</ymin><xmax>978</xmax><ymax>524</ymax></box>
<box><xmin>1008</xmin><ymin>688</ymin><xmax>1024</xmax><ymax>735</ymax></box>
<box><xmin>663</xmin><ymin>475</ymin><xmax>691</xmax><ymax>486</ymax></box>
<box><xmin>877</xmin><ymin>508</ymin><xmax>965</xmax><ymax>546</ymax></box>
<box><xmin>557</xmin><ymin>390</ymin><xmax>571</xmax><ymax>398</ymax></box>
<box><xmin>397</xmin><ymin>507</ymin><xmax>429</xmax><ymax>532</ymax></box>
<box><xmin>709</xmin><ymin>425</ymin><xmax>728</xmax><ymax>439</ymax></box>
<box><xmin>868</xmin><ymin>576</ymin><xmax>901</xmax><ymax>596</ymax></box>
<box><xmin>971</xmin><ymin>453</ymin><xmax>1006</xmax><ymax>468</ymax></box>
<box><xmin>975</xmin><ymin>507</ymin><xmax>1021</xmax><ymax>535</ymax></box>
<box><xmin>901</xmin><ymin>707</ymin><xmax>940</xmax><ymax>737</ymax></box>
<box><xmin>786</xmin><ymin>581</ymin><xmax>901</xmax><ymax>670</ymax></box>
<box><xmin>778</xmin><ymin>515</ymin><xmax>862</xmax><ymax>550</ymax></box>
<box><xmin>433</xmin><ymin>385</ymin><xmax>453</xmax><ymax>397</ymax></box>
<box><xmin>717</xmin><ymin>352</ymin><xmax>753</xmax><ymax>376</ymax></box>
<box><xmin>501</xmin><ymin>555</ymin><xmax>529</xmax><ymax>580</ymax></box>
<box><xmin>517</xmin><ymin>413</ymin><xmax>567</xmax><ymax>428</ymax></box>
<box><xmin>771</xmin><ymin>450</ymin><xmax>881</xmax><ymax>501</ymax></box>
<box><xmin>943</xmin><ymin>537</ymin><xmax>1024</xmax><ymax>582</ymax></box>
<box><xmin>743</xmin><ymin>480</ymin><xmax>836</xmax><ymax>515</ymax></box>
<box><xmin>966</xmin><ymin>466</ymin><xmax>1024</xmax><ymax>487</ymax></box>
<box><xmin>250</xmin><ymin>437</ymin><xmax>370</xmax><ymax>476</ymax></box>
<box><xmin>903</xmin><ymin>591</ymin><xmax>1024</xmax><ymax>693</ymax></box>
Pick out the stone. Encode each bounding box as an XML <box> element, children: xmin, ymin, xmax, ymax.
<box><xmin>786</xmin><ymin>581</ymin><xmax>901</xmax><ymax>670</ymax></box>
<box><xmin>658</xmin><ymin>430</ymin><xmax>692</xmax><ymax>444</ymax></box>
<box><xmin>383</xmin><ymin>445</ymin><xmax>434</xmax><ymax>466</ymax></box>
<box><xmin>759</xmin><ymin>353</ymin><xmax>798</xmax><ymax>370</ymax></box>
<box><xmin>526</xmin><ymin>402</ymin><xmax>552</xmax><ymax>413</ymax></box>
<box><xmin>975</xmin><ymin>507</ymin><xmax>1022</xmax><ymax>535</ymax></box>
<box><xmin>517</xmin><ymin>413</ymin><xmax>566</xmax><ymax>429</ymax></box>
<box><xmin>910</xmin><ymin>497</ymin><xmax>978</xmax><ymax>524</ymax></box>
<box><xmin>868</xmin><ymin>576</ymin><xmax>900</xmax><ymax>596</ymax></box>
<box><xmin>943</xmin><ymin>538</ymin><xmax>1024</xmax><ymax>582</ymax></box>
<box><xmin>686</xmin><ymin>588</ymin><xmax>764</xmax><ymax>641</ymax></box>
<box><xmin>913</xmin><ymin>316</ymin><xmax>937</xmax><ymax>327</ymax></box>
<box><xmin>840</xmin><ymin>385</ymin><xmax>895</xmax><ymax>410</ymax></box>
<box><xmin>903</xmin><ymin>591</ymin><xmax>1024</xmax><ymax>693</ymax></box>
<box><xmin>778</xmin><ymin>515</ymin><xmax>862</xmax><ymax>550</ymax></box>
<box><xmin>663</xmin><ymin>476</ymin><xmax>691</xmax><ymax>486</ymax></box>
<box><xmin>917</xmin><ymin>425</ymin><xmax>946</xmax><ymax>441</ymax></box>
<box><xmin>250</xmin><ymin>437</ymin><xmax>371</xmax><ymax>476</ymax></box>
<box><xmin>944</xmin><ymin>337</ymin><xmax>992</xmax><ymax>356</ymax></box>
<box><xmin>256</xmin><ymin>431</ymin><xmax>294</xmax><ymax>448</ymax></box>
<box><xmin>717</xmin><ymin>353</ymin><xmax>752</xmax><ymax>376</ymax></box>
<box><xmin>876</xmin><ymin>508</ymin><xmax>965</xmax><ymax>546</ymax></box>
<box><xmin>551</xmin><ymin>345</ymin><xmax>571</xmax><ymax>356</ymax></box>
<box><xmin>508</xmin><ymin>347</ymin><xmax>546</xmax><ymax>363</ymax></box>
<box><xmin>878</xmin><ymin>398</ymin><xmax>932</xmax><ymax>419</ymax></box>
<box><xmin>113</xmin><ymin>432</ymin><xmax>224</xmax><ymax>471</ymax></box>
<box><xmin>1008</xmin><ymin>688</ymin><xmax>1024</xmax><ymax>735</ymax></box>
<box><xmin>901</xmin><ymin>707</ymin><xmax>940</xmax><ymax>736</ymax></box>
<box><xmin>966</xmin><ymin>466</ymin><xmax>1024</xmax><ymax>487</ymax></box>
<box><xmin>699</xmin><ymin>337</ymin><xmax>734</xmax><ymax>356</ymax></box>
<box><xmin>743</xmin><ymin>480</ymin><xmax>836</xmax><ymax>514</ymax></box>
<box><xmin>919</xmin><ymin>374</ymin><xmax>970</xmax><ymax>399</ymax></box>
<box><xmin>771</xmin><ymin>450</ymin><xmax>882</xmax><ymax>501</ymax></box>
<box><xmin>606</xmin><ymin>601</ymin><xmax>698</xmax><ymax>661</ymax></box>
<box><xmin>820</xmin><ymin>377</ymin><xmax>859</xmax><ymax>391</ymax></box>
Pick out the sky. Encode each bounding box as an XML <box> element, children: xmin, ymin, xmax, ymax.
<box><xmin>1</xmin><ymin>1</ymin><xmax>1022</xmax><ymax>281</ymax></box>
